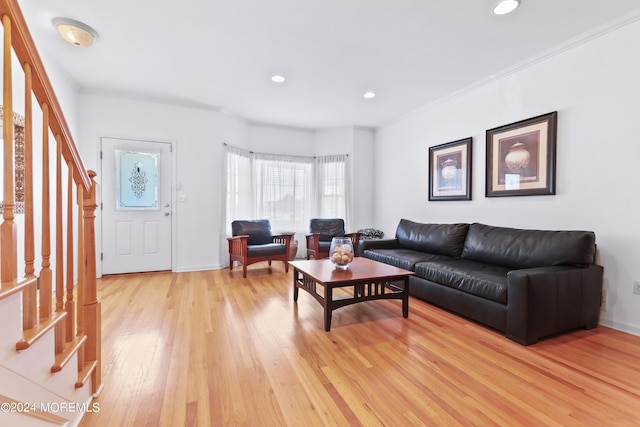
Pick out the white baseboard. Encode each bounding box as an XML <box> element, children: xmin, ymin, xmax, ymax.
<box><xmin>172</xmin><ymin>264</ymin><xmax>226</xmax><ymax>273</ymax></box>
<box><xmin>599</xmin><ymin>318</ymin><xmax>640</xmax><ymax>337</ymax></box>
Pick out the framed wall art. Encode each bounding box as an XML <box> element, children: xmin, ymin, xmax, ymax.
<box><xmin>485</xmin><ymin>111</ymin><xmax>557</xmax><ymax>197</ymax></box>
<box><xmin>428</xmin><ymin>137</ymin><xmax>472</xmax><ymax>201</ymax></box>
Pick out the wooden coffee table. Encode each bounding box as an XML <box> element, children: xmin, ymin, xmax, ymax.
<box><xmin>289</xmin><ymin>257</ymin><xmax>415</xmax><ymax>331</ymax></box>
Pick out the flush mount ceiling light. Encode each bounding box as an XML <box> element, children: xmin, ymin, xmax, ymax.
<box><xmin>492</xmin><ymin>0</ymin><xmax>521</xmax><ymax>15</ymax></box>
<box><xmin>53</xmin><ymin>18</ymin><xmax>98</xmax><ymax>47</ymax></box>
<box><xmin>363</xmin><ymin>91</ymin><xmax>376</xmax><ymax>99</ymax></box>
<box><xmin>271</xmin><ymin>75</ymin><xmax>286</xmax><ymax>83</ymax></box>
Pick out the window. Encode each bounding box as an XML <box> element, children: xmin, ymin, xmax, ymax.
<box><xmin>223</xmin><ymin>144</ymin><xmax>349</xmax><ymax>236</ymax></box>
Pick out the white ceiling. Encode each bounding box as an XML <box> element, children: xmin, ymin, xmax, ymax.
<box><xmin>17</xmin><ymin>0</ymin><xmax>640</xmax><ymax>130</ymax></box>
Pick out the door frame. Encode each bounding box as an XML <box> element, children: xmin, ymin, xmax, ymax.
<box><xmin>97</xmin><ymin>135</ymin><xmax>177</xmax><ymax>277</ymax></box>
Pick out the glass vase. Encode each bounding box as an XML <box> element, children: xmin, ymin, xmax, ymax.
<box><xmin>329</xmin><ymin>237</ymin><xmax>354</xmax><ymax>270</ymax></box>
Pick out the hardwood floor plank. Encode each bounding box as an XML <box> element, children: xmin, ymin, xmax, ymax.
<box><xmin>80</xmin><ymin>268</ymin><xmax>640</xmax><ymax>426</ymax></box>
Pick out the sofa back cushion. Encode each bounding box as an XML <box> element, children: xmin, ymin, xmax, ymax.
<box><xmin>231</xmin><ymin>219</ymin><xmax>273</xmax><ymax>245</ymax></box>
<box><xmin>395</xmin><ymin>219</ymin><xmax>469</xmax><ymax>258</ymax></box>
<box><xmin>461</xmin><ymin>223</ymin><xmax>596</xmax><ymax>269</ymax></box>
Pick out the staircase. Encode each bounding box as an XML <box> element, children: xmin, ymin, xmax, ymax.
<box><xmin>0</xmin><ymin>1</ymin><xmax>102</xmax><ymax>425</ymax></box>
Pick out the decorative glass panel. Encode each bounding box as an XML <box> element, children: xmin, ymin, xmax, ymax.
<box><xmin>116</xmin><ymin>150</ymin><xmax>159</xmax><ymax>210</ymax></box>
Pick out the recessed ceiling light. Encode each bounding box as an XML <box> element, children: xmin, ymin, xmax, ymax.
<box><xmin>363</xmin><ymin>91</ymin><xmax>376</xmax><ymax>99</ymax></box>
<box><xmin>492</xmin><ymin>0</ymin><xmax>521</xmax><ymax>15</ymax></box>
<box><xmin>271</xmin><ymin>75</ymin><xmax>286</xmax><ymax>83</ymax></box>
<box><xmin>52</xmin><ymin>18</ymin><xmax>98</xmax><ymax>47</ymax></box>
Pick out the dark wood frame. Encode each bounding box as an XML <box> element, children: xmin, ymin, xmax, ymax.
<box><xmin>428</xmin><ymin>137</ymin><xmax>472</xmax><ymax>201</ymax></box>
<box><xmin>290</xmin><ymin>258</ymin><xmax>414</xmax><ymax>331</ymax></box>
<box><xmin>305</xmin><ymin>232</ymin><xmax>360</xmax><ymax>260</ymax></box>
<box><xmin>486</xmin><ymin>111</ymin><xmax>557</xmax><ymax>197</ymax></box>
<box><xmin>227</xmin><ymin>233</ymin><xmax>293</xmax><ymax>278</ymax></box>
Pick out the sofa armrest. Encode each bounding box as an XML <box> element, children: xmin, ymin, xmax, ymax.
<box><xmin>506</xmin><ymin>264</ymin><xmax>603</xmax><ymax>345</ymax></box>
<box><xmin>359</xmin><ymin>238</ymin><xmax>400</xmax><ymax>257</ymax></box>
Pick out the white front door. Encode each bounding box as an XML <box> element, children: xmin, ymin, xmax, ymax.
<box><xmin>100</xmin><ymin>137</ymin><xmax>172</xmax><ymax>275</ymax></box>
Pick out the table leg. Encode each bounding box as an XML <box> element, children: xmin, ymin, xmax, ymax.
<box><xmin>324</xmin><ymin>286</ymin><xmax>332</xmax><ymax>331</ymax></box>
<box><xmin>402</xmin><ymin>277</ymin><xmax>409</xmax><ymax>318</ymax></box>
<box><xmin>293</xmin><ymin>268</ymin><xmax>299</xmax><ymax>302</ymax></box>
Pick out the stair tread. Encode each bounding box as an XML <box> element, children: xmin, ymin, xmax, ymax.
<box><xmin>0</xmin><ymin>276</ymin><xmax>38</xmax><ymax>300</ymax></box>
<box><xmin>76</xmin><ymin>360</ymin><xmax>98</xmax><ymax>388</ymax></box>
<box><xmin>16</xmin><ymin>311</ymin><xmax>67</xmax><ymax>351</ymax></box>
<box><xmin>51</xmin><ymin>335</ymin><xmax>87</xmax><ymax>373</ymax></box>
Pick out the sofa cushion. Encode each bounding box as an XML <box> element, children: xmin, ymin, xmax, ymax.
<box><xmin>461</xmin><ymin>223</ymin><xmax>596</xmax><ymax>269</ymax></box>
<box><xmin>415</xmin><ymin>259</ymin><xmax>509</xmax><ymax>304</ymax></box>
<box><xmin>232</xmin><ymin>219</ymin><xmax>273</xmax><ymax>245</ymax></box>
<box><xmin>395</xmin><ymin>219</ymin><xmax>469</xmax><ymax>258</ymax></box>
<box><xmin>364</xmin><ymin>248</ymin><xmax>452</xmax><ymax>271</ymax></box>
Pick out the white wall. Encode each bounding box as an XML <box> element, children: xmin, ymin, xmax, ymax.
<box><xmin>29</xmin><ymin>14</ymin><xmax>639</xmax><ymax>336</ymax></box>
<box><xmin>352</xmin><ymin>127</ymin><xmax>375</xmax><ymax>231</ymax></box>
<box><xmin>313</xmin><ymin>126</ymin><xmax>376</xmax><ymax>232</ymax></box>
<box><xmin>78</xmin><ymin>93</ymin><xmax>222</xmax><ymax>273</ymax></box>
<box><xmin>374</xmin><ymin>19</ymin><xmax>640</xmax><ymax>335</ymax></box>
<box><xmin>75</xmin><ymin>102</ymin><xmax>372</xmax><ymax>274</ymax></box>
<box><xmin>248</xmin><ymin>123</ymin><xmax>315</xmax><ymax>155</ymax></box>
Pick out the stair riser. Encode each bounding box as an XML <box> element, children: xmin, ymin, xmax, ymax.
<box><xmin>1</xmin><ymin>289</ymin><xmax>93</xmax><ymax>425</ymax></box>
<box><xmin>0</xmin><ymin>293</ymin><xmax>23</xmax><ymax>356</ymax></box>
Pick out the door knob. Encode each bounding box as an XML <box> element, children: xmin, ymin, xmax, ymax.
<box><xmin>164</xmin><ymin>212</ymin><xmax>170</xmax><ymax>216</ymax></box>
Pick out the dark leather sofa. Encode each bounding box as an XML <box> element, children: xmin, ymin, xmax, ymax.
<box><xmin>360</xmin><ymin>219</ymin><xmax>603</xmax><ymax>345</ymax></box>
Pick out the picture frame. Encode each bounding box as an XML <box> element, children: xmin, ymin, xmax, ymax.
<box><xmin>428</xmin><ymin>137</ymin><xmax>472</xmax><ymax>201</ymax></box>
<box><xmin>485</xmin><ymin>111</ymin><xmax>557</xmax><ymax>197</ymax></box>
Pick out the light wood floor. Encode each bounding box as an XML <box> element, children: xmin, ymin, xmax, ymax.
<box><xmin>80</xmin><ymin>264</ymin><xmax>640</xmax><ymax>426</ymax></box>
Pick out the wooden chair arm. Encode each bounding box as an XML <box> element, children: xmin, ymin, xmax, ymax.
<box><xmin>305</xmin><ymin>233</ymin><xmax>320</xmax><ymax>249</ymax></box>
<box><xmin>345</xmin><ymin>232</ymin><xmax>362</xmax><ymax>256</ymax></box>
<box><xmin>272</xmin><ymin>233</ymin><xmax>293</xmax><ymax>247</ymax></box>
<box><xmin>272</xmin><ymin>232</ymin><xmax>295</xmax><ymax>239</ymax></box>
<box><xmin>227</xmin><ymin>235</ymin><xmax>249</xmax><ymax>255</ymax></box>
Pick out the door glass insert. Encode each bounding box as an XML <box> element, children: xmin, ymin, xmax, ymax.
<box><xmin>116</xmin><ymin>150</ymin><xmax>160</xmax><ymax>210</ymax></box>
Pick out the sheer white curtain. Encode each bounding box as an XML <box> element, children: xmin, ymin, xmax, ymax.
<box><xmin>315</xmin><ymin>154</ymin><xmax>350</xmax><ymax>229</ymax></box>
<box><xmin>223</xmin><ymin>144</ymin><xmax>253</xmax><ymax>235</ymax></box>
<box><xmin>253</xmin><ymin>152</ymin><xmax>313</xmax><ymax>234</ymax></box>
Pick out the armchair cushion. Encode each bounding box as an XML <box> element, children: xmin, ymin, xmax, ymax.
<box><xmin>232</xmin><ymin>219</ymin><xmax>273</xmax><ymax>245</ymax></box>
<box><xmin>247</xmin><ymin>243</ymin><xmax>287</xmax><ymax>257</ymax></box>
<box><xmin>310</xmin><ymin>218</ymin><xmax>346</xmax><ymax>241</ymax></box>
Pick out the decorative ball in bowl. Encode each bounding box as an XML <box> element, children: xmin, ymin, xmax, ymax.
<box><xmin>329</xmin><ymin>237</ymin><xmax>354</xmax><ymax>270</ymax></box>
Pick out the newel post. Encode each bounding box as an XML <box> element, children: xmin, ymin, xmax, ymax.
<box><xmin>82</xmin><ymin>169</ymin><xmax>102</xmax><ymax>395</ymax></box>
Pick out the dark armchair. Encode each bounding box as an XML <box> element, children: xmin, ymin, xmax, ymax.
<box><xmin>227</xmin><ymin>219</ymin><xmax>294</xmax><ymax>278</ymax></box>
<box><xmin>305</xmin><ymin>218</ymin><xmax>361</xmax><ymax>259</ymax></box>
